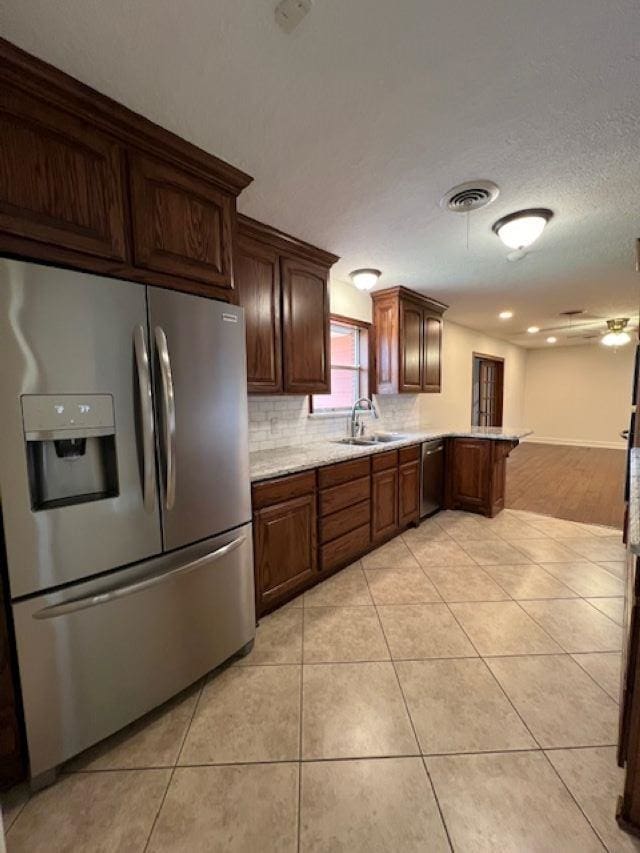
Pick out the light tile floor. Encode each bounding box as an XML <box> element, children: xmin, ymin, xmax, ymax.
<box><xmin>3</xmin><ymin>508</ymin><xmax>639</xmax><ymax>852</ymax></box>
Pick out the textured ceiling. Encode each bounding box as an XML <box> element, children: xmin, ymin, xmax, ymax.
<box><xmin>1</xmin><ymin>0</ymin><xmax>639</xmax><ymax>347</ymax></box>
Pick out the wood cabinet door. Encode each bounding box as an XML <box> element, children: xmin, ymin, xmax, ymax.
<box><xmin>371</xmin><ymin>467</ymin><xmax>399</xmax><ymax>543</ymax></box>
<box><xmin>254</xmin><ymin>493</ymin><xmax>317</xmax><ymax>613</ymax></box>
<box><xmin>373</xmin><ymin>297</ymin><xmax>398</xmax><ymax>394</ymax></box>
<box><xmin>0</xmin><ymin>88</ymin><xmax>127</xmax><ymax>261</ymax></box>
<box><xmin>399</xmin><ymin>300</ymin><xmax>423</xmax><ymax>392</ymax></box>
<box><xmin>129</xmin><ymin>153</ymin><xmax>233</xmax><ymax>288</ymax></box>
<box><xmin>423</xmin><ymin>314</ymin><xmax>442</xmax><ymax>392</ymax></box>
<box><xmin>398</xmin><ymin>460</ymin><xmax>420</xmax><ymax>527</ymax></box>
<box><xmin>281</xmin><ymin>257</ymin><xmax>330</xmax><ymax>393</ymax></box>
<box><xmin>450</xmin><ymin>439</ymin><xmax>491</xmax><ymax>511</ymax></box>
<box><xmin>235</xmin><ymin>236</ymin><xmax>282</xmax><ymax>393</ymax></box>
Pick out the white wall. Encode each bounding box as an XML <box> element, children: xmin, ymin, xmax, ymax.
<box><xmin>523</xmin><ymin>343</ymin><xmax>635</xmax><ymax>449</ymax></box>
<box><xmin>329</xmin><ymin>277</ymin><xmax>372</xmax><ymax>324</ymax></box>
<box><xmin>419</xmin><ymin>321</ymin><xmax>528</xmax><ymax>430</ymax></box>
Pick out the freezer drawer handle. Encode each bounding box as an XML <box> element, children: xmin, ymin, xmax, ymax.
<box><xmin>134</xmin><ymin>324</ymin><xmax>157</xmax><ymax>512</ymax></box>
<box><xmin>155</xmin><ymin>325</ymin><xmax>177</xmax><ymax>510</ymax></box>
<box><xmin>32</xmin><ymin>535</ymin><xmax>246</xmax><ymax>620</ymax></box>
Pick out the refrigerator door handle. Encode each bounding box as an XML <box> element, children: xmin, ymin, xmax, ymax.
<box><xmin>32</xmin><ymin>535</ymin><xmax>247</xmax><ymax>620</ymax></box>
<box><xmin>155</xmin><ymin>325</ymin><xmax>177</xmax><ymax>510</ymax></box>
<box><xmin>134</xmin><ymin>324</ymin><xmax>157</xmax><ymax>512</ymax></box>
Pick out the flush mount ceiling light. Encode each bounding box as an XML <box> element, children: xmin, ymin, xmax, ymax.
<box><xmin>492</xmin><ymin>208</ymin><xmax>553</xmax><ymax>250</ymax></box>
<box><xmin>602</xmin><ymin>318</ymin><xmax>631</xmax><ymax>347</ymax></box>
<box><xmin>527</xmin><ymin>326</ymin><xmax>540</xmax><ymax>334</ymax></box>
<box><xmin>499</xmin><ymin>310</ymin><xmax>513</xmax><ymax>320</ymax></box>
<box><xmin>349</xmin><ymin>268</ymin><xmax>381</xmax><ymax>291</ymax></box>
<box><xmin>546</xmin><ymin>336</ymin><xmax>557</xmax><ymax>344</ymax></box>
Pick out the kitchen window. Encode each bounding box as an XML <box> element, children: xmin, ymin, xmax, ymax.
<box><xmin>310</xmin><ymin>316</ymin><xmax>370</xmax><ymax>413</ymax></box>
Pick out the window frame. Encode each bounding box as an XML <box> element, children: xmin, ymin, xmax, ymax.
<box><xmin>309</xmin><ymin>313</ymin><xmax>372</xmax><ymax>414</ymax></box>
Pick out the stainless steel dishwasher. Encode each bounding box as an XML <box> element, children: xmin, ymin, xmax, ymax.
<box><xmin>421</xmin><ymin>439</ymin><xmax>445</xmax><ymax>517</ymax></box>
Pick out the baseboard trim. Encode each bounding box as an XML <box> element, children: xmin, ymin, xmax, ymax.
<box><xmin>522</xmin><ymin>435</ymin><xmax>627</xmax><ymax>451</ymax></box>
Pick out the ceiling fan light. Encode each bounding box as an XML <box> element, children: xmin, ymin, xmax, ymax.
<box><xmin>349</xmin><ymin>268</ymin><xmax>381</xmax><ymax>291</ymax></box>
<box><xmin>602</xmin><ymin>331</ymin><xmax>631</xmax><ymax>347</ymax></box>
<box><xmin>601</xmin><ymin>318</ymin><xmax>631</xmax><ymax>347</ymax></box>
<box><xmin>492</xmin><ymin>208</ymin><xmax>553</xmax><ymax>250</ymax></box>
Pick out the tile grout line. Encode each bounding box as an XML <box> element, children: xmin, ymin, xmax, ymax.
<box><xmin>431</xmin><ymin>520</ymin><xmax>615</xmax><ymax>850</ymax></box>
<box><xmin>297</xmin><ymin>602</ymin><xmax>305</xmax><ymax>853</ymax></box>
<box><xmin>361</xmin><ymin>565</ymin><xmax>455</xmax><ymax>852</ymax></box>
<box><xmin>142</xmin><ymin>677</ymin><xmax>206</xmax><ymax>852</ymax></box>
<box><xmin>513</xmin><ymin>597</ymin><xmax>623</xmax><ymax>667</ymax></box>
<box><xmin>539</xmin><ymin>749</ymin><xmax>610</xmax><ymax>852</ymax></box>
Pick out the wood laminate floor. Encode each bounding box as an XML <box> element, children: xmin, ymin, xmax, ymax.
<box><xmin>506</xmin><ymin>442</ymin><xmax>626</xmax><ymax>529</ymax></box>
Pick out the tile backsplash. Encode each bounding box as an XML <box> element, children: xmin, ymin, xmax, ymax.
<box><xmin>248</xmin><ymin>395</ymin><xmax>421</xmax><ymax>453</ymax></box>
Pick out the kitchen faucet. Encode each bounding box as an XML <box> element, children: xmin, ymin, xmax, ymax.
<box><xmin>349</xmin><ymin>396</ymin><xmax>379</xmax><ymax>438</ymax></box>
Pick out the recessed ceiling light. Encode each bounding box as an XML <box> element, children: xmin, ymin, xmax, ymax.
<box><xmin>499</xmin><ymin>311</ymin><xmax>513</xmax><ymax>320</ymax></box>
<box><xmin>546</xmin><ymin>336</ymin><xmax>557</xmax><ymax>344</ymax></box>
<box><xmin>602</xmin><ymin>318</ymin><xmax>632</xmax><ymax>347</ymax></box>
<box><xmin>492</xmin><ymin>208</ymin><xmax>553</xmax><ymax>250</ymax></box>
<box><xmin>527</xmin><ymin>326</ymin><xmax>540</xmax><ymax>334</ymax></box>
<box><xmin>349</xmin><ymin>269</ymin><xmax>381</xmax><ymax>291</ymax></box>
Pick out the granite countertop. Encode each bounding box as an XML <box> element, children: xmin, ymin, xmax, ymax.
<box><xmin>629</xmin><ymin>448</ymin><xmax>640</xmax><ymax>555</ymax></box>
<box><xmin>249</xmin><ymin>426</ymin><xmax>533</xmax><ymax>482</ymax></box>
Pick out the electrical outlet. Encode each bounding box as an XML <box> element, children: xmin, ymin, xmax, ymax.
<box><xmin>275</xmin><ymin>0</ymin><xmax>313</xmax><ymax>34</ymax></box>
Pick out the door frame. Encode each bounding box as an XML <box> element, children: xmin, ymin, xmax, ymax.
<box><xmin>471</xmin><ymin>352</ymin><xmax>505</xmax><ymax>428</ymax></box>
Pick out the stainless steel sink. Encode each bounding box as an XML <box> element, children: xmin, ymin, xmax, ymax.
<box><xmin>333</xmin><ymin>434</ymin><xmax>407</xmax><ymax>446</ymax></box>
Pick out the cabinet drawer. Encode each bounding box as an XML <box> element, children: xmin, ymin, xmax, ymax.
<box><xmin>372</xmin><ymin>450</ymin><xmax>399</xmax><ymax>472</ymax></box>
<box><xmin>320</xmin><ymin>522</ymin><xmax>371</xmax><ymax>573</ymax></box>
<box><xmin>319</xmin><ymin>476</ymin><xmax>370</xmax><ymax>517</ymax></box>
<box><xmin>318</xmin><ymin>456</ymin><xmax>370</xmax><ymax>489</ymax></box>
<box><xmin>319</xmin><ymin>499</ymin><xmax>370</xmax><ymax>544</ymax></box>
<box><xmin>399</xmin><ymin>445</ymin><xmax>420</xmax><ymax>464</ymax></box>
<box><xmin>252</xmin><ymin>470</ymin><xmax>316</xmax><ymax>510</ymax></box>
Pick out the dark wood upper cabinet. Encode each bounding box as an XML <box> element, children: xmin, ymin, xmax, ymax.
<box><xmin>282</xmin><ymin>257</ymin><xmax>330</xmax><ymax>393</ymax></box>
<box><xmin>235</xmin><ymin>215</ymin><xmax>338</xmax><ymax>395</ymax></box>
<box><xmin>372</xmin><ymin>287</ymin><xmax>447</xmax><ymax>395</ymax></box>
<box><xmin>0</xmin><ymin>37</ymin><xmax>252</xmax><ymax>298</ymax></box>
<box><xmin>423</xmin><ymin>314</ymin><xmax>443</xmax><ymax>392</ymax></box>
<box><xmin>234</xmin><ymin>236</ymin><xmax>282</xmax><ymax>393</ymax></box>
<box><xmin>128</xmin><ymin>153</ymin><xmax>233</xmax><ymax>288</ymax></box>
<box><xmin>0</xmin><ymin>87</ymin><xmax>127</xmax><ymax>262</ymax></box>
<box><xmin>400</xmin><ymin>300</ymin><xmax>424</xmax><ymax>392</ymax></box>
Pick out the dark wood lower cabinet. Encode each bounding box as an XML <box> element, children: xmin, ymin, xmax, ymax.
<box><xmin>399</xmin><ymin>459</ymin><xmax>421</xmax><ymax>526</ymax></box>
<box><xmin>371</xmin><ymin>468</ymin><xmax>399</xmax><ymax>543</ymax></box>
<box><xmin>252</xmin><ymin>447</ymin><xmax>421</xmax><ymax>616</ymax></box>
<box><xmin>445</xmin><ymin>437</ymin><xmax>518</xmax><ymax>517</ymax></box>
<box><xmin>253</xmin><ymin>492</ymin><xmax>317</xmax><ymax>613</ymax></box>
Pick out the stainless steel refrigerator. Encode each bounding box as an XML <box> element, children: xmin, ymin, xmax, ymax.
<box><xmin>0</xmin><ymin>259</ymin><xmax>255</xmax><ymax>780</ymax></box>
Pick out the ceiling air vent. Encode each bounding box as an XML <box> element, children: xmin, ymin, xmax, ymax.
<box><xmin>440</xmin><ymin>180</ymin><xmax>500</xmax><ymax>213</ymax></box>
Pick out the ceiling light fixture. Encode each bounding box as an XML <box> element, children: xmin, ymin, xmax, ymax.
<box><xmin>546</xmin><ymin>336</ymin><xmax>557</xmax><ymax>344</ymax></box>
<box><xmin>349</xmin><ymin>268</ymin><xmax>381</xmax><ymax>291</ymax></box>
<box><xmin>492</xmin><ymin>208</ymin><xmax>553</xmax><ymax>250</ymax></box>
<box><xmin>527</xmin><ymin>326</ymin><xmax>540</xmax><ymax>334</ymax></box>
<box><xmin>499</xmin><ymin>311</ymin><xmax>513</xmax><ymax>320</ymax></box>
<box><xmin>602</xmin><ymin>318</ymin><xmax>632</xmax><ymax>347</ymax></box>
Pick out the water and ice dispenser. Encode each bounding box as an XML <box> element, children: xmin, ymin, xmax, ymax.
<box><xmin>22</xmin><ymin>395</ymin><xmax>119</xmax><ymax>510</ymax></box>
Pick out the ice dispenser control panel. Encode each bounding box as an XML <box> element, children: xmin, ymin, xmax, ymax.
<box><xmin>22</xmin><ymin>394</ymin><xmax>114</xmax><ymax>436</ymax></box>
<box><xmin>21</xmin><ymin>395</ymin><xmax>119</xmax><ymax>511</ymax></box>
